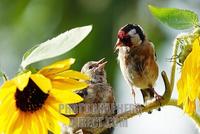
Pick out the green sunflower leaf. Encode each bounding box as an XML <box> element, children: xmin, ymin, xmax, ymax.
<box><xmin>148</xmin><ymin>5</ymin><xmax>199</xmax><ymax>30</ymax></box>
<box><xmin>21</xmin><ymin>25</ymin><xmax>92</xmax><ymax>69</ymax></box>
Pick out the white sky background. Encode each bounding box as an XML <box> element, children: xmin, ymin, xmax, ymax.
<box><xmin>114</xmin><ymin>1</ymin><xmax>200</xmax><ymax>133</ymax></box>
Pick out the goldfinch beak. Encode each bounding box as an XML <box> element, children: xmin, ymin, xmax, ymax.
<box><xmin>114</xmin><ymin>39</ymin><xmax>122</xmax><ymax>53</ymax></box>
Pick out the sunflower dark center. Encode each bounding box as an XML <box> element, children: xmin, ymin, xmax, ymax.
<box><xmin>15</xmin><ymin>79</ymin><xmax>49</xmax><ymax>112</ymax></box>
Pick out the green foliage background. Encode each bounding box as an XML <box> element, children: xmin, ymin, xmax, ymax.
<box><xmin>0</xmin><ymin>0</ymin><xmax>168</xmax><ymax>85</ymax></box>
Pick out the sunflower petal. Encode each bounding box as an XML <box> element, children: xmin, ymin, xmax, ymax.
<box><xmin>56</xmin><ymin>70</ymin><xmax>90</xmax><ymax>80</ymax></box>
<box><xmin>0</xmin><ymin>80</ymin><xmax>15</xmax><ymax>90</ymax></box>
<box><xmin>52</xmin><ymin>78</ymin><xmax>88</xmax><ymax>92</ymax></box>
<box><xmin>0</xmin><ymin>101</ymin><xmax>16</xmax><ymax>132</ymax></box>
<box><xmin>50</xmin><ymin>88</ymin><xmax>83</xmax><ymax>104</ymax></box>
<box><xmin>13</xmin><ymin>71</ymin><xmax>31</xmax><ymax>91</ymax></box>
<box><xmin>5</xmin><ymin>110</ymin><xmax>20</xmax><ymax>134</ymax></box>
<box><xmin>36</xmin><ymin>110</ymin><xmax>48</xmax><ymax>134</ymax></box>
<box><xmin>12</xmin><ymin>111</ymin><xmax>24</xmax><ymax>134</ymax></box>
<box><xmin>184</xmin><ymin>99</ymin><xmax>195</xmax><ymax>115</ymax></box>
<box><xmin>45</xmin><ymin>104</ymin><xmax>70</xmax><ymax>125</ymax></box>
<box><xmin>39</xmin><ymin>58</ymin><xmax>75</xmax><ymax>76</ymax></box>
<box><xmin>46</xmin><ymin>97</ymin><xmax>75</xmax><ymax>115</ymax></box>
<box><xmin>0</xmin><ymin>82</ymin><xmax>16</xmax><ymax>101</ymax></box>
<box><xmin>30</xmin><ymin>114</ymin><xmax>40</xmax><ymax>134</ymax></box>
<box><xmin>22</xmin><ymin>113</ymin><xmax>32</xmax><ymax>134</ymax></box>
<box><xmin>47</xmin><ymin>114</ymin><xmax>61</xmax><ymax>134</ymax></box>
<box><xmin>30</xmin><ymin>74</ymin><xmax>52</xmax><ymax>94</ymax></box>
<box><xmin>0</xmin><ymin>93</ymin><xmax>15</xmax><ymax>113</ymax></box>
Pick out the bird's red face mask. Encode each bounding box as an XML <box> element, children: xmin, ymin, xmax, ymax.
<box><xmin>115</xmin><ymin>30</ymin><xmax>132</xmax><ymax>51</ymax></box>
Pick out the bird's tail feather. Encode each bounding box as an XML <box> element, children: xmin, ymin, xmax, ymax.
<box><xmin>141</xmin><ymin>88</ymin><xmax>155</xmax><ymax>104</ymax></box>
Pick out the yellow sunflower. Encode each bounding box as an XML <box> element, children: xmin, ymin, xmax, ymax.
<box><xmin>177</xmin><ymin>37</ymin><xmax>200</xmax><ymax>115</ymax></box>
<box><xmin>0</xmin><ymin>58</ymin><xmax>90</xmax><ymax>134</ymax></box>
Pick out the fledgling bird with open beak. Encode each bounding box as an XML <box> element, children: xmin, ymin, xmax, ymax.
<box><xmin>79</xmin><ymin>58</ymin><xmax>116</xmax><ymax>105</ymax></box>
<box><xmin>115</xmin><ymin>24</ymin><xmax>161</xmax><ymax>105</ymax></box>
<box><xmin>62</xmin><ymin>59</ymin><xmax>116</xmax><ymax>134</ymax></box>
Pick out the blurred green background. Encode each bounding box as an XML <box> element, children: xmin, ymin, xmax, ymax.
<box><xmin>0</xmin><ymin>0</ymin><xmax>200</xmax><ymax>134</ymax></box>
<box><xmin>0</xmin><ymin>0</ymin><xmax>168</xmax><ymax>82</ymax></box>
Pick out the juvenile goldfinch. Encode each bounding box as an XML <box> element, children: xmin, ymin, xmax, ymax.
<box><xmin>62</xmin><ymin>59</ymin><xmax>116</xmax><ymax>134</ymax></box>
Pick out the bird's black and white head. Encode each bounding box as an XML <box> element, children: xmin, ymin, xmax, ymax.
<box><xmin>81</xmin><ymin>58</ymin><xmax>107</xmax><ymax>83</ymax></box>
<box><xmin>116</xmin><ymin>24</ymin><xmax>145</xmax><ymax>49</ymax></box>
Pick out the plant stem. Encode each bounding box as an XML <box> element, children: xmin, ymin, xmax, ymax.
<box><xmin>170</xmin><ymin>39</ymin><xmax>179</xmax><ymax>90</ymax></box>
<box><xmin>2</xmin><ymin>74</ymin><xmax>8</xmax><ymax>81</ymax></box>
<box><xmin>191</xmin><ymin>113</ymin><xmax>200</xmax><ymax>128</ymax></box>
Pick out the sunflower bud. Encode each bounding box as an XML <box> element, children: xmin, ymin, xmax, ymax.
<box><xmin>178</xmin><ymin>44</ymin><xmax>192</xmax><ymax>64</ymax></box>
<box><xmin>175</xmin><ymin>27</ymin><xmax>200</xmax><ymax>65</ymax></box>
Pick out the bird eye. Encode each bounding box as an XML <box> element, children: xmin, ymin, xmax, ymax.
<box><xmin>121</xmin><ymin>36</ymin><xmax>130</xmax><ymax>44</ymax></box>
<box><xmin>89</xmin><ymin>65</ymin><xmax>93</xmax><ymax>69</ymax></box>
